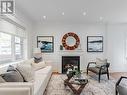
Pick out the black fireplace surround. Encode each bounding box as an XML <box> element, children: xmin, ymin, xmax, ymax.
<box><xmin>62</xmin><ymin>56</ymin><xmax>80</xmax><ymax>74</ymax></box>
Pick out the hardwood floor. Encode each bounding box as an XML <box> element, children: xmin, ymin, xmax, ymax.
<box><xmin>110</xmin><ymin>72</ymin><xmax>127</xmax><ymax>79</ymax></box>
<box><xmin>87</xmin><ymin>72</ymin><xmax>127</xmax><ymax>79</ymax></box>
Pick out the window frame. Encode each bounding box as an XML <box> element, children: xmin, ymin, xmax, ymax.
<box><xmin>14</xmin><ymin>36</ymin><xmax>24</xmax><ymax>60</ymax></box>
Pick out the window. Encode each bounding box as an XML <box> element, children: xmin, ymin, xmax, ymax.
<box><xmin>0</xmin><ymin>32</ymin><xmax>24</xmax><ymax>64</ymax></box>
<box><xmin>0</xmin><ymin>32</ymin><xmax>12</xmax><ymax>63</ymax></box>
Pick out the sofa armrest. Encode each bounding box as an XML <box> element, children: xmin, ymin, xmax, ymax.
<box><xmin>45</xmin><ymin>61</ymin><xmax>52</xmax><ymax>66</ymax></box>
<box><xmin>0</xmin><ymin>82</ymin><xmax>34</xmax><ymax>95</ymax></box>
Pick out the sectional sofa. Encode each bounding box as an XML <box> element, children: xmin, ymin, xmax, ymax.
<box><xmin>0</xmin><ymin>59</ymin><xmax>53</xmax><ymax>95</ymax></box>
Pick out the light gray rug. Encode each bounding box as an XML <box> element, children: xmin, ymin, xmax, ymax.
<box><xmin>45</xmin><ymin>74</ymin><xmax>116</xmax><ymax>95</ymax></box>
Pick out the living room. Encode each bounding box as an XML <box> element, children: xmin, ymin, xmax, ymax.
<box><xmin>0</xmin><ymin>0</ymin><xmax>127</xmax><ymax>95</ymax></box>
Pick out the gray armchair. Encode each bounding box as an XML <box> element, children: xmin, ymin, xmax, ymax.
<box><xmin>116</xmin><ymin>76</ymin><xmax>127</xmax><ymax>95</ymax></box>
<box><xmin>87</xmin><ymin>62</ymin><xmax>110</xmax><ymax>82</ymax></box>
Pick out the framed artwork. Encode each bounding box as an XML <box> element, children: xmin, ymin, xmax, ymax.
<box><xmin>37</xmin><ymin>36</ymin><xmax>54</xmax><ymax>53</ymax></box>
<box><xmin>87</xmin><ymin>36</ymin><xmax>103</xmax><ymax>52</ymax></box>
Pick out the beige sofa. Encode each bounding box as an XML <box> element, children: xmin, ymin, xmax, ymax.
<box><xmin>0</xmin><ymin>60</ymin><xmax>52</xmax><ymax>95</ymax></box>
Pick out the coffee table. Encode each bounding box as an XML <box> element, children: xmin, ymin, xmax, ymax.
<box><xmin>64</xmin><ymin>74</ymin><xmax>88</xmax><ymax>95</ymax></box>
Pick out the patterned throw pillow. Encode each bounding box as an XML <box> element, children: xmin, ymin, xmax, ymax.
<box><xmin>34</xmin><ymin>53</ymin><xmax>42</xmax><ymax>63</ymax></box>
<box><xmin>34</xmin><ymin>57</ymin><xmax>42</xmax><ymax>63</ymax></box>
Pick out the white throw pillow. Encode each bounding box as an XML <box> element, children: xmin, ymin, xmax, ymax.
<box><xmin>17</xmin><ymin>63</ymin><xmax>34</xmax><ymax>82</ymax></box>
<box><xmin>24</xmin><ymin>58</ymin><xmax>34</xmax><ymax>64</ymax></box>
<box><xmin>96</xmin><ymin>58</ymin><xmax>107</xmax><ymax>67</ymax></box>
<box><xmin>32</xmin><ymin>61</ymin><xmax>46</xmax><ymax>71</ymax></box>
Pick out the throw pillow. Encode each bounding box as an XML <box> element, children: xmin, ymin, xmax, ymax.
<box><xmin>34</xmin><ymin>53</ymin><xmax>42</xmax><ymax>63</ymax></box>
<box><xmin>7</xmin><ymin>65</ymin><xmax>16</xmax><ymax>72</ymax></box>
<box><xmin>34</xmin><ymin>57</ymin><xmax>42</xmax><ymax>63</ymax></box>
<box><xmin>32</xmin><ymin>61</ymin><xmax>46</xmax><ymax>71</ymax></box>
<box><xmin>96</xmin><ymin>58</ymin><xmax>107</xmax><ymax>67</ymax></box>
<box><xmin>26</xmin><ymin>58</ymin><xmax>34</xmax><ymax>64</ymax></box>
<box><xmin>1</xmin><ymin>70</ymin><xmax>24</xmax><ymax>82</ymax></box>
<box><xmin>22</xmin><ymin>58</ymin><xmax>34</xmax><ymax>65</ymax></box>
<box><xmin>17</xmin><ymin>63</ymin><xmax>34</xmax><ymax>82</ymax></box>
<box><xmin>0</xmin><ymin>76</ymin><xmax>5</xmax><ymax>83</ymax></box>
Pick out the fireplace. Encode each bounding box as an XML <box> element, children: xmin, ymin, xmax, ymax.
<box><xmin>62</xmin><ymin>56</ymin><xmax>80</xmax><ymax>74</ymax></box>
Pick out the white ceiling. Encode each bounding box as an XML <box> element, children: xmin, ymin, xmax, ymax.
<box><xmin>16</xmin><ymin>0</ymin><xmax>127</xmax><ymax>24</ymax></box>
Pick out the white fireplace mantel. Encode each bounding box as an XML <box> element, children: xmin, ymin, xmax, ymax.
<box><xmin>58</xmin><ymin>50</ymin><xmax>85</xmax><ymax>56</ymax></box>
<box><xmin>58</xmin><ymin>50</ymin><xmax>84</xmax><ymax>52</ymax></box>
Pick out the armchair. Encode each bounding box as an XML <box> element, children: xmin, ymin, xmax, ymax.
<box><xmin>87</xmin><ymin>62</ymin><xmax>110</xmax><ymax>82</ymax></box>
<box><xmin>116</xmin><ymin>76</ymin><xmax>127</xmax><ymax>95</ymax></box>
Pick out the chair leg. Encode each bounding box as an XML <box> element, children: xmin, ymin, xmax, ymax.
<box><xmin>107</xmin><ymin>72</ymin><xmax>109</xmax><ymax>80</ymax></box>
<box><xmin>87</xmin><ymin>69</ymin><xmax>88</xmax><ymax>75</ymax></box>
<box><xmin>116</xmin><ymin>90</ymin><xmax>118</xmax><ymax>95</ymax></box>
<box><xmin>99</xmin><ymin>74</ymin><xmax>101</xmax><ymax>83</ymax></box>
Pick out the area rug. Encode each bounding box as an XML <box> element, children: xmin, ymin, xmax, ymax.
<box><xmin>45</xmin><ymin>74</ymin><xmax>116</xmax><ymax>95</ymax></box>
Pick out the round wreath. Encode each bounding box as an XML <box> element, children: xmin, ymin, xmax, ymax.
<box><xmin>62</xmin><ymin>32</ymin><xmax>80</xmax><ymax>50</ymax></box>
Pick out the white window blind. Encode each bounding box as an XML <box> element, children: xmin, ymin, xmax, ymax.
<box><xmin>0</xmin><ymin>19</ymin><xmax>26</xmax><ymax>38</ymax></box>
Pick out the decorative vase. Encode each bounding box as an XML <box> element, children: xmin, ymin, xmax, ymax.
<box><xmin>60</xmin><ymin>45</ymin><xmax>63</xmax><ymax>50</ymax></box>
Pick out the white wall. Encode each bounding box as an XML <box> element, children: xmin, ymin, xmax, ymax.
<box><xmin>32</xmin><ymin>23</ymin><xmax>106</xmax><ymax>73</ymax></box>
<box><xmin>106</xmin><ymin>24</ymin><xmax>127</xmax><ymax>72</ymax></box>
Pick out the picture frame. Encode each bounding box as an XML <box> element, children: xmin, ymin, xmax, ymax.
<box><xmin>37</xmin><ymin>36</ymin><xmax>54</xmax><ymax>53</ymax></box>
<box><xmin>87</xmin><ymin>36</ymin><xmax>103</xmax><ymax>52</ymax></box>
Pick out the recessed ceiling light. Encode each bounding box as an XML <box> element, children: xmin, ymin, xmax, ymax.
<box><xmin>99</xmin><ymin>17</ymin><xmax>104</xmax><ymax>21</ymax></box>
<box><xmin>62</xmin><ymin>12</ymin><xmax>65</xmax><ymax>15</ymax></box>
<box><xmin>43</xmin><ymin>16</ymin><xmax>47</xmax><ymax>19</ymax></box>
<box><xmin>83</xmin><ymin>12</ymin><xmax>87</xmax><ymax>16</ymax></box>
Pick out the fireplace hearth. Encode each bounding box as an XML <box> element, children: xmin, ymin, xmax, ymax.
<box><xmin>62</xmin><ymin>56</ymin><xmax>80</xmax><ymax>74</ymax></box>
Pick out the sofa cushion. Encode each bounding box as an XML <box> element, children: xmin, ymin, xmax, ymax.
<box><xmin>34</xmin><ymin>66</ymin><xmax>52</xmax><ymax>95</ymax></box>
<box><xmin>17</xmin><ymin>63</ymin><xmax>34</xmax><ymax>82</ymax></box>
<box><xmin>88</xmin><ymin>67</ymin><xmax>107</xmax><ymax>74</ymax></box>
<box><xmin>35</xmin><ymin>66</ymin><xmax>52</xmax><ymax>75</ymax></box>
<box><xmin>32</xmin><ymin>61</ymin><xmax>46</xmax><ymax>71</ymax></box>
<box><xmin>1</xmin><ymin>70</ymin><xmax>24</xmax><ymax>82</ymax></box>
<box><xmin>96</xmin><ymin>58</ymin><xmax>107</xmax><ymax>67</ymax></box>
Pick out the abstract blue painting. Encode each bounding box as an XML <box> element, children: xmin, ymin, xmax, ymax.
<box><xmin>37</xmin><ymin>36</ymin><xmax>54</xmax><ymax>53</ymax></box>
